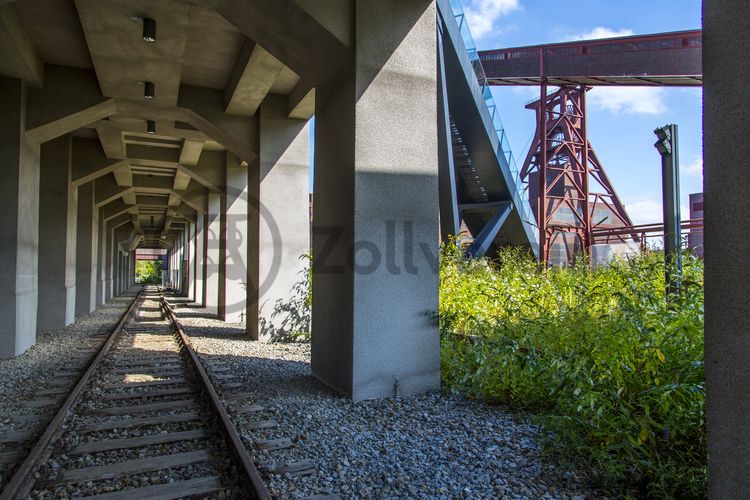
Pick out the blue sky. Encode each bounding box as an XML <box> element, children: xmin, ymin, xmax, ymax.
<box><xmin>310</xmin><ymin>0</ymin><xmax>703</xmax><ymax>225</ymax></box>
<box><xmin>464</xmin><ymin>0</ymin><xmax>703</xmax><ymax>223</ymax></box>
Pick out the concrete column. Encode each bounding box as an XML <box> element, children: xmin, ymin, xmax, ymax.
<box><xmin>129</xmin><ymin>251</ymin><xmax>135</xmax><ymax>287</ymax></box>
<box><xmin>698</xmin><ymin>2</ymin><xmax>746</xmax><ymax>495</ymax></box>
<box><xmin>90</xmin><ymin>206</ymin><xmax>99</xmax><ymax>308</ymax></box>
<box><xmin>37</xmin><ymin>135</ymin><xmax>74</xmax><ymax>330</ymax></box>
<box><xmin>96</xmin><ymin>212</ymin><xmax>106</xmax><ymax>306</ymax></box>
<box><xmin>75</xmin><ymin>182</ymin><xmax>94</xmax><ymax>316</ymax></box>
<box><xmin>205</xmin><ymin>193</ymin><xmax>222</xmax><ymax>314</ymax></box>
<box><xmin>0</xmin><ymin>77</ymin><xmax>40</xmax><ymax>357</ymax></box>
<box><xmin>250</xmin><ymin>95</ymin><xmax>310</xmax><ymax>339</ymax></box>
<box><xmin>223</xmin><ymin>153</ymin><xmax>248</xmax><ymax>322</ymax></box>
<box><xmin>195</xmin><ymin>214</ymin><xmax>206</xmax><ymax>305</ymax></box>
<box><xmin>105</xmin><ymin>225</ymin><xmax>113</xmax><ymax>300</ymax></box>
<box><xmin>187</xmin><ymin>221</ymin><xmax>196</xmax><ymax>301</ymax></box>
<box><xmin>311</xmin><ymin>0</ymin><xmax>439</xmax><ymax>400</ymax></box>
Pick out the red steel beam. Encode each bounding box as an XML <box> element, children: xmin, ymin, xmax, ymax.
<box><xmin>479</xmin><ymin>29</ymin><xmax>702</xmax><ymax>86</ymax></box>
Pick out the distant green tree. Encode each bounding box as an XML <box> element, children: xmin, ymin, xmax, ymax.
<box><xmin>135</xmin><ymin>260</ymin><xmax>162</xmax><ymax>284</ymax></box>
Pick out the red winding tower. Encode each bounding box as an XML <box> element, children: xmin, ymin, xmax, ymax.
<box><xmin>521</xmin><ymin>85</ymin><xmax>632</xmax><ymax>263</ymax></box>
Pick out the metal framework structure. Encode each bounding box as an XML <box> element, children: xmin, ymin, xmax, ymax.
<box><xmin>521</xmin><ymin>85</ymin><xmax>633</xmax><ymax>263</ymax></box>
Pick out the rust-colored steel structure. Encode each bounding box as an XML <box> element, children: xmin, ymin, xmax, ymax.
<box><xmin>521</xmin><ymin>85</ymin><xmax>634</xmax><ymax>263</ymax></box>
<box><xmin>478</xmin><ymin>30</ymin><xmax>703</xmax><ymax>262</ymax></box>
<box><xmin>478</xmin><ymin>30</ymin><xmax>703</xmax><ymax>87</ymax></box>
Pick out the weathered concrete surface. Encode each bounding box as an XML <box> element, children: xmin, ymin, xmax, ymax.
<box><xmin>195</xmin><ymin>214</ymin><xmax>206</xmax><ymax>306</ymax></box>
<box><xmin>0</xmin><ymin>77</ymin><xmax>40</xmax><ymax>358</ymax></box>
<box><xmin>253</xmin><ymin>94</ymin><xmax>310</xmax><ymax>339</ymax></box>
<box><xmin>311</xmin><ymin>0</ymin><xmax>440</xmax><ymax>400</ymax></box>
<box><xmin>205</xmin><ymin>193</ymin><xmax>222</xmax><ymax>315</ymax></box>
<box><xmin>223</xmin><ymin>153</ymin><xmax>249</xmax><ymax>322</ymax></box>
<box><xmin>37</xmin><ymin>135</ymin><xmax>73</xmax><ymax>330</ymax></box>
<box><xmin>703</xmin><ymin>0</ymin><xmax>750</xmax><ymax>495</ymax></box>
<box><xmin>224</xmin><ymin>40</ymin><xmax>284</xmax><ymax>116</ymax></box>
<box><xmin>75</xmin><ymin>182</ymin><xmax>94</xmax><ymax>317</ymax></box>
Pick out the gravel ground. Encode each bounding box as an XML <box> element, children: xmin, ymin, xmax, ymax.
<box><xmin>175</xmin><ymin>304</ymin><xmax>602</xmax><ymax>499</ymax></box>
<box><xmin>0</xmin><ymin>289</ymin><xmax>140</xmax><ymax>422</ymax></box>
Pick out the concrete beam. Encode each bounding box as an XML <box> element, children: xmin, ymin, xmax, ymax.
<box><xmin>71</xmin><ymin>137</ymin><xmax>124</xmax><ymax>186</ymax></box>
<box><xmin>287</xmin><ymin>79</ymin><xmax>315</xmax><ymax>119</ymax></box>
<box><xmin>179</xmin><ymin>139</ymin><xmax>204</xmax><ymax>166</ymax></box>
<box><xmin>94</xmin><ymin>175</ymin><xmax>135</xmax><ymax>208</ymax></box>
<box><xmin>121</xmin><ymin>191</ymin><xmax>136</xmax><ymax>205</ymax></box>
<box><xmin>112</xmin><ymin>161</ymin><xmax>133</xmax><ymax>187</ymax></box>
<box><xmin>114</xmin><ymin>99</ymin><xmax>257</xmax><ymax>166</ymax></box>
<box><xmin>94</xmin><ymin>121</ymin><xmax>126</xmax><ymax>159</ymax></box>
<box><xmin>211</xmin><ymin>0</ymin><xmax>350</xmax><ymax>86</ymax></box>
<box><xmin>224</xmin><ymin>39</ymin><xmax>284</xmax><ymax>116</ymax></box>
<box><xmin>173</xmin><ymin>170</ymin><xmax>191</xmax><ymax>191</ymax></box>
<box><xmin>27</xmin><ymin>99</ymin><xmax>116</xmax><ymax>145</ymax></box>
<box><xmin>0</xmin><ymin>5</ymin><xmax>43</xmax><ymax>87</ymax></box>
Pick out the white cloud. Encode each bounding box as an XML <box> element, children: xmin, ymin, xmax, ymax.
<box><xmin>682</xmin><ymin>157</ymin><xmax>703</xmax><ymax>178</ymax></box>
<box><xmin>624</xmin><ymin>199</ymin><xmax>690</xmax><ymax>225</ymax></box>
<box><xmin>587</xmin><ymin>87</ymin><xmax>667</xmax><ymax>115</ymax></box>
<box><xmin>463</xmin><ymin>0</ymin><xmax>520</xmax><ymax>39</ymax></box>
<box><xmin>568</xmin><ymin>27</ymin><xmax>634</xmax><ymax>41</ymax></box>
<box><xmin>625</xmin><ymin>199</ymin><xmax>663</xmax><ymax>225</ymax></box>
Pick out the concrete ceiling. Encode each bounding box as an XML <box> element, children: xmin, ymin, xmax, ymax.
<box><xmin>2</xmin><ymin>0</ymin><xmax>330</xmax><ymax>248</ymax></box>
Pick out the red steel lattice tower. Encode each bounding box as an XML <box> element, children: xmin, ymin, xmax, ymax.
<box><xmin>521</xmin><ymin>84</ymin><xmax>633</xmax><ymax>263</ymax></box>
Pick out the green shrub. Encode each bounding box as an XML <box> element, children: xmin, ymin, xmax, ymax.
<box><xmin>439</xmin><ymin>243</ymin><xmax>705</xmax><ymax>498</ymax></box>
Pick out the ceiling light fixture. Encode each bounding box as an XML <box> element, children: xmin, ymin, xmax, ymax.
<box><xmin>142</xmin><ymin>17</ymin><xmax>156</xmax><ymax>42</ymax></box>
<box><xmin>147</xmin><ymin>120</ymin><xmax>156</xmax><ymax>134</ymax></box>
<box><xmin>144</xmin><ymin>81</ymin><xmax>155</xmax><ymax>99</ymax></box>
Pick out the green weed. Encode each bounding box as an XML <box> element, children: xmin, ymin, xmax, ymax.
<box><xmin>438</xmin><ymin>242</ymin><xmax>705</xmax><ymax>498</ymax></box>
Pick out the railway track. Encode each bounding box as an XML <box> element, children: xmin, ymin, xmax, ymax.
<box><xmin>0</xmin><ymin>285</ymin><xmax>270</xmax><ymax>499</ymax></box>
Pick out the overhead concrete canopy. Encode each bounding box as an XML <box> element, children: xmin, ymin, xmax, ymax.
<box><xmin>0</xmin><ymin>0</ymin><xmax>326</xmax><ymax>244</ymax></box>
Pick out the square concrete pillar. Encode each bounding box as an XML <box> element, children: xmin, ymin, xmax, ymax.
<box><xmin>205</xmin><ymin>193</ymin><xmax>222</xmax><ymax>314</ymax></box>
<box><xmin>37</xmin><ymin>134</ymin><xmax>76</xmax><ymax>330</ymax></box>
<box><xmin>223</xmin><ymin>154</ymin><xmax>249</xmax><ymax>322</ymax></box>
<box><xmin>187</xmin><ymin>221</ymin><xmax>196</xmax><ymax>302</ymax></box>
<box><xmin>311</xmin><ymin>0</ymin><xmax>439</xmax><ymax>400</ymax></box>
<box><xmin>194</xmin><ymin>214</ymin><xmax>206</xmax><ymax>305</ymax></box>
<box><xmin>703</xmin><ymin>1</ymin><xmax>750</xmax><ymax>493</ymax></box>
<box><xmin>248</xmin><ymin>95</ymin><xmax>310</xmax><ymax>339</ymax></box>
<box><xmin>75</xmin><ymin>182</ymin><xmax>94</xmax><ymax>316</ymax></box>
<box><xmin>0</xmin><ymin>77</ymin><xmax>40</xmax><ymax>357</ymax></box>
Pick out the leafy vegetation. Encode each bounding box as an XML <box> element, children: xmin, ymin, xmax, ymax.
<box><xmin>261</xmin><ymin>253</ymin><xmax>312</xmax><ymax>342</ymax></box>
<box><xmin>439</xmin><ymin>243</ymin><xmax>705</xmax><ymax>498</ymax></box>
<box><xmin>135</xmin><ymin>260</ymin><xmax>162</xmax><ymax>284</ymax></box>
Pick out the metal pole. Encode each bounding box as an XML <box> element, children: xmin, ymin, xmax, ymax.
<box><xmin>654</xmin><ymin>124</ymin><xmax>682</xmax><ymax>297</ymax></box>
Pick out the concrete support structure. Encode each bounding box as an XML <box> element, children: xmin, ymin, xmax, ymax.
<box><xmin>205</xmin><ymin>193</ymin><xmax>222</xmax><ymax>315</ymax></box>
<box><xmin>1</xmin><ymin>0</ymin><xmax>445</xmax><ymax>406</ymax></box>
<box><xmin>187</xmin><ymin>221</ymin><xmax>196</xmax><ymax>302</ymax></box>
<box><xmin>194</xmin><ymin>214</ymin><xmax>206</xmax><ymax>306</ymax></box>
<box><xmin>251</xmin><ymin>94</ymin><xmax>310</xmax><ymax>339</ymax></box>
<box><xmin>37</xmin><ymin>134</ymin><xmax>74</xmax><ymax>330</ymax></box>
<box><xmin>0</xmin><ymin>77</ymin><xmax>40</xmax><ymax>357</ymax></box>
<box><xmin>311</xmin><ymin>1</ymin><xmax>440</xmax><ymax>400</ymax></box>
<box><xmin>224</xmin><ymin>154</ymin><xmax>249</xmax><ymax>322</ymax></box>
<box><xmin>75</xmin><ymin>182</ymin><xmax>94</xmax><ymax>317</ymax></box>
<box><xmin>703</xmin><ymin>0</ymin><xmax>750</xmax><ymax>493</ymax></box>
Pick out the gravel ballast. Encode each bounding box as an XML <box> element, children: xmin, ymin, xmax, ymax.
<box><xmin>175</xmin><ymin>304</ymin><xmax>600</xmax><ymax>499</ymax></box>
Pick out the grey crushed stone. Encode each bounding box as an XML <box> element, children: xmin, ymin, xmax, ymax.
<box><xmin>175</xmin><ymin>304</ymin><xmax>603</xmax><ymax>499</ymax></box>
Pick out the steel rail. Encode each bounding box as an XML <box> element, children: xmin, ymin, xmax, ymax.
<box><xmin>0</xmin><ymin>287</ymin><xmax>145</xmax><ymax>500</ymax></box>
<box><xmin>161</xmin><ymin>296</ymin><xmax>271</xmax><ymax>500</ymax></box>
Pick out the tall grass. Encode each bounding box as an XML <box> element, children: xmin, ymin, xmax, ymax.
<box><xmin>439</xmin><ymin>244</ymin><xmax>705</xmax><ymax>498</ymax></box>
